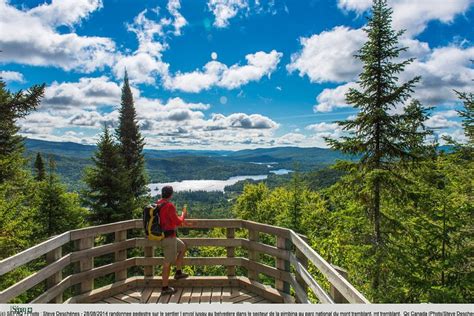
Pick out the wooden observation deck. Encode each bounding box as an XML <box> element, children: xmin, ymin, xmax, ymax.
<box><xmin>0</xmin><ymin>219</ymin><xmax>370</xmax><ymax>304</ymax></box>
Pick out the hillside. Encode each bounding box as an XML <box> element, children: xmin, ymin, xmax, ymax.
<box><xmin>25</xmin><ymin>138</ymin><xmax>347</xmax><ymax>189</ymax></box>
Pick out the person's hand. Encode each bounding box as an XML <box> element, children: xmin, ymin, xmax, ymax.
<box><xmin>182</xmin><ymin>204</ymin><xmax>188</xmax><ymax>217</ymax></box>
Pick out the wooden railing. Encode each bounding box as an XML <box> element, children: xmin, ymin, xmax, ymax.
<box><xmin>0</xmin><ymin>219</ymin><xmax>370</xmax><ymax>304</ymax></box>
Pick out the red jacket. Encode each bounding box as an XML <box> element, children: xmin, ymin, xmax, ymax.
<box><xmin>156</xmin><ymin>199</ymin><xmax>184</xmax><ymax>237</ymax></box>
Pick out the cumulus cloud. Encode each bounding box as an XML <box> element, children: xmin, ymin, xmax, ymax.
<box><xmin>402</xmin><ymin>46</ymin><xmax>474</xmax><ymax>106</ymax></box>
<box><xmin>28</xmin><ymin>0</ymin><xmax>103</xmax><ymax>28</ymax></box>
<box><xmin>275</xmin><ymin>133</ymin><xmax>306</xmax><ymax>145</ymax></box>
<box><xmin>0</xmin><ymin>0</ymin><xmax>115</xmax><ymax>72</ymax></box>
<box><xmin>20</xmin><ymin>76</ymin><xmax>283</xmax><ymax>149</ymax></box>
<box><xmin>164</xmin><ymin>50</ymin><xmax>283</xmax><ymax>92</ymax></box>
<box><xmin>337</xmin><ymin>0</ymin><xmax>472</xmax><ymax>36</ymax></box>
<box><xmin>287</xmin><ymin>26</ymin><xmax>366</xmax><ymax>83</ymax></box>
<box><xmin>0</xmin><ymin>71</ymin><xmax>25</xmax><ymax>83</ymax></box>
<box><xmin>312</xmin><ymin>44</ymin><xmax>474</xmax><ymax>112</ymax></box>
<box><xmin>313</xmin><ymin>82</ymin><xmax>358</xmax><ymax>112</ymax></box>
<box><xmin>208</xmin><ymin>0</ymin><xmax>249</xmax><ymax>28</ymax></box>
<box><xmin>42</xmin><ymin>76</ymin><xmax>125</xmax><ymax>111</ymax></box>
<box><xmin>209</xmin><ymin>113</ymin><xmax>278</xmax><ymax>129</ymax></box>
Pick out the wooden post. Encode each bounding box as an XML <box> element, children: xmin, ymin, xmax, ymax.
<box><xmin>275</xmin><ymin>236</ymin><xmax>291</xmax><ymax>293</ymax></box>
<box><xmin>78</xmin><ymin>237</ymin><xmax>94</xmax><ymax>293</ymax></box>
<box><xmin>226</xmin><ymin>228</ymin><xmax>235</xmax><ymax>277</ymax></box>
<box><xmin>144</xmin><ymin>245</ymin><xmax>154</xmax><ymax>277</ymax></box>
<box><xmin>330</xmin><ymin>265</ymin><xmax>349</xmax><ymax>303</ymax></box>
<box><xmin>247</xmin><ymin>229</ymin><xmax>259</xmax><ymax>281</ymax></box>
<box><xmin>46</xmin><ymin>246</ymin><xmax>62</xmax><ymax>303</ymax></box>
<box><xmin>115</xmin><ymin>230</ymin><xmax>127</xmax><ymax>281</ymax></box>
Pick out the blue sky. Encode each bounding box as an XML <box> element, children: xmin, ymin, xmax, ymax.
<box><xmin>1</xmin><ymin>0</ymin><xmax>473</xmax><ymax>149</ymax></box>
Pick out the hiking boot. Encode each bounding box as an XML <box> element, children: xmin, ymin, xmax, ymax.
<box><xmin>174</xmin><ymin>272</ymin><xmax>189</xmax><ymax>280</ymax></box>
<box><xmin>161</xmin><ymin>286</ymin><xmax>177</xmax><ymax>295</ymax></box>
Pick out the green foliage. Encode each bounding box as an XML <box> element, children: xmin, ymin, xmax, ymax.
<box><xmin>0</xmin><ymin>80</ymin><xmax>44</xmax><ymax>183</ymax></box>
<box><xmin>163</xmin><ymin>191</ymin><xmax>232</xmax><ymax>219</ymax></box>
<box><xmin>83</xmin><ymin>126</ymin><xmax>135</xmax><ymax>224</ymax></box>
<box><xmin>454</xmin><ymin>89</ymin><xmax>473</xmax><ymax>145</ymax></box>
<box><xmin>324</xmin><ymin>0</ymin><xmax>431</xmax><ymax>297</ymax></box>
<box><xmin>33</xmin><ymin>152</ymin><xmax>45</xmax><ymax>181</ymax></box>
<box><xmin>35</xmin><ymin>158</ymin><xmax>88</xmax><ymax>238</ymax></box>
<box><xmin>116</xmin><ymin>72</ymin><xmax>148</xmax><ymax>199</ymax></box>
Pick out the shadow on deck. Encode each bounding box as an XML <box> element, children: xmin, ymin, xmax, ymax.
<box><xmin>0</xmin><ymin>219</ymin><xmax>370</xmax><ymax>304</ymax></box>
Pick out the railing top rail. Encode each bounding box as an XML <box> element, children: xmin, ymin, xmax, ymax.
<box><xmin>0</xmin><ymin>232</ymin><xmax>70</xmax><ymax>277</ymax></box>
<box><xmin>289</xmin><ymin>231</ymin><xmax>370</xmax><ymax>304</ymax></box>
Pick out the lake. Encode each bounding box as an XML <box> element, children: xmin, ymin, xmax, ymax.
<box><xmin>148</xmin><ymin>169</ymin><xmax>292</xmax><ymax>193</ymax></box>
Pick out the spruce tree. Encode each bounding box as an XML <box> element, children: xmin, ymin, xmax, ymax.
<box><xmin>34</xmin><ymin>152</ymin><xmax>46</xmax><ymax>181</ymax></box>
<box><xmin>36</xmin><ymin>157</ymin><xmax>87</xmax><ymax>237</ymax></box>
<box><xmin>116</xmin><ymin>72</ymin><xmax>148</xmax><ymax>200</ymax></box>
<box><xmin>325</xmin><ymin>0</ymin><xmax>430</xmax><ymax>297</ymax></box>
<box><xmin>0</xmin><ymin>79</ymin><xmax>44</xmax><ymax>183</ymax></box>
<box><xmin>84</xmin><ymin>126</ymin><xmax>134</xmax><ymax>225</ymax></box>
<box><xmin>452</xmin><ymin>89</ymin><xmax>473</xmax><ymax>150</ymax></box>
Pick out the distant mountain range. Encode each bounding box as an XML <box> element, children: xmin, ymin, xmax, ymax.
<box><xmin>24</xmin><ymin>138</ymin><xmax>348</xmax><ymax>189</ymax></box>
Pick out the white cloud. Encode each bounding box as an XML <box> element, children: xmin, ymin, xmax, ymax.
<box><xmin>303</xmin><ymin>32</ymin><xmax>474</xmax><ymax>112</ymax></box>
<box><xmin>402</xmin><ymin>46</ymin><xmax>474</xmax><ymax>106</ymax></box>
<box><xmin>164</xmin><ymin>50</ymin><xmax>283</xmax><ymax>92</ymax></box>
<box><xmin>426</xmin><ymin>111</ymin><xmax>461</xmax><ymax>129</ymax></box>
<box><xmin>114</xmin><ymin>53</ymin><xmax>170</xmax><ymax>85</ymax></box>
<box><xmin>0</xmin><ymin>0</ymin><xmax>115</xmax><ymax>72</ymax></box>
<box><xmin>287</xmin><ymin>26</ymin><xmax>366</xmax><ymax>83</ymax></box>
<box><xmin>313</xmin><ymin>82</ymin><xmax>358</xmax><ymax>112</ymax></box>
<box><xmin>42</xmin><ymin>76</ymin><xmax>124</xmax><ymax>111</ymax></box>
<box><xmin>276</xmin><ymin>133</ymin><xmax>306</xmax><ymax>145</ymax></box>
<box><xmin>0</xmin><ymin>71</ymin><xmax>25</xmax><ymax>83</ymax></box>
<box><xmin>20</xmin><ymin>76</ymin><xmax>284</xmax><ymax>149</ymax></box>
<box><xmin>306</xmin><ymin>122</ymin><xmax>340</xmax><ymax>132</ymax></box>
<box><xmin>112</xmin><ymin>1</ymin><xmax>186</xmax><ymax>84</ymax></box>
<box><xmin>167</xmin><ymin>0</ymin><xmax>187</xmax><ymax>35</ymax></box>
<box><xmin>208</xmin><ymin>0</ymin><xmax>249</xmax><ymax>28</ymax></box>
<box><xmin>208</xmin><ymin>113</ymin><xmax>278</xmax><ymax>130</ymax></box>
<box><xmin>28</xmin><ymin>0</ymin><xmax>103</xmax><ymax>28</ymax></box>
<box><xmin>337</xmin><ymin>0</ymin><xmax>472</xmax><ymax>36</ymax></box>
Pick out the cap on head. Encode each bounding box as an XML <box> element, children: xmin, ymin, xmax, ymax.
<box><xmin>161</xmin><ymin>185</ymin><xmax>173</xmax><ymax>199</ymax></box>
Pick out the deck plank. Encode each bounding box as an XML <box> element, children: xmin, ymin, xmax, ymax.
<box><xmin>125</xmin><ymin>290</ymin><xmax>142</xmax><ymax>299</ymax></box>
<box><xmin>200</xmin><ymin>287</ymin><xmax>212</xmax><ymax>303</ymax></box>
<box><xmin>86</xmin><ymin>283</ymin><xmax>272</xmax><ymax>304</ymax></box>
<box><xmin>189</xmin><ymin>287</ymin><xmax>202</xmax><ymax>304</ymax></box>
<box><xmin>141</xmin><ymin>288</ymin><xmax>154</xmax><ymax>303</ymax></box>
<box><xmin>168</xmin><ymin>287</ymin><xmax>183</xmax><ymax>304</ymax></box>
<box><xmin>104</xmin><ymin>297</ymin><xmax>127</xmax><ymax>304</ymax></box>
<box><xmin>211</xmin><ymin>287</ymin><xmax>222</xmax><ymax>303</ymax></box>
<box><xmin>221</xmin><ymin>287</ymin><xmax>232</xmax><ymax>304</ymax></box>
<box><xmin>113</xmin><ymin>293</ymin><xmax>140</xmax><ymax>304</ymax></box>
<box><xmin>158</xmin><ymin>291</ymin><xmax>172</xmax><ymax>304</ymax></box>
<box><xmin>148</xmin><ymin>288</ymin><xmax>162</xmax><ymax>303</ymax></box>
<box><xmin>179</xmin><ymin>288</ymin><xmax>192</xmax><ymax>303</ymax></box>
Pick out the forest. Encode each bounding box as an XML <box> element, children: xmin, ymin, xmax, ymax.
<box><xmin>0</xmin><ymin>0</ymin><xmax>472</xmax><ymax>304</ymax></box>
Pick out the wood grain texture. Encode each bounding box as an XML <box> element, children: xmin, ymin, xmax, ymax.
<box><xmin>0</xmin><ymin>232</ymin><xmax>69</xmax><ymax>276</ymax></box>
<box><xmin>290</xmin><ymin>231</ymin><xmax>369</xmax><ymax>304</ymax></box>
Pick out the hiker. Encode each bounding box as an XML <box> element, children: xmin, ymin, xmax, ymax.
<box><xmin>156</xmin><ymin>185</ymin><xmax>189</xmax><ymax>294</ymax></box>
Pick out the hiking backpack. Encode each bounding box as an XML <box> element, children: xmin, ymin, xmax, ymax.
<box><xmin>143</xmin><ymin>202</ymin><xmax>167</xmax><ymax>241</ymax></box>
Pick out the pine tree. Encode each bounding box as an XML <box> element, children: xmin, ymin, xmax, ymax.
<box><xmin>116</xmin><ymin>72</ymin><xmax>148</xmax><ymax>200</ymax></box>
<box><xmin>0</xmin><ymin>79</ymin><xmax>44</xmax><ymax>183</ymax></box>
<box><xmin>84</xmin><ymin>126</ymin><xmax>134</xmax><ymax>225</ymax></box>
<box><xmin>325</xmin><ymin>0</ymin><xmax>430</xmax><ymax>297</ymax></box>
<box><xmin>34</xmin><ymin>152</ymin><xmax>45</xmax><ymax>181</ymax></box>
